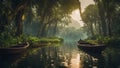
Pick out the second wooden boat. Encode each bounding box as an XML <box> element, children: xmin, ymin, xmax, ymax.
<box><xmin>77</xmin><ymin>41</ymin><xmax>106</xmax><ymax>54</ymax></box>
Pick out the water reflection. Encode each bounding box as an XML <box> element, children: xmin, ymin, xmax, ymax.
<box><xmin>78</xmin><ymin>51</ymin><xmax>105</xmax><ymax>68</ymax></box>
<box><xmin>70</xmin><ymin>53</ymin><xmax>80</xmax><ymax>68</ymax></box>
<box><xmin>0</xmin><ymin>43</ymin><xmax>120</xmax><ymax>68</ymax></box>
<box><xmin>104</xmin><ymin>47</ymin><xmax>120</xmax><ymax>68</ymax></box>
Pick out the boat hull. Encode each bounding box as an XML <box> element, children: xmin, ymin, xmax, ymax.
<box><xmin>0</xmin><ymin>42</ymin><xmax>29</xmax><ymax>54</ymax></box>
<box><xmin>77</xmin><ymin>44</ymin><xmax>106</xmax><ymax>54</ymax></box>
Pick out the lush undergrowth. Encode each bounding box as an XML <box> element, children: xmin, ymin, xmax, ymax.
<box><xmin>28</xmin><ymin>36</ymin><xmax>63</xmax><ymax>44</ymax></box>
<box><xmin>0</xmin><ymin>34</ymin><xmax>63</xmax><ymax>48</ymax></box>
<box><xmin>0</xmin><ymin>34</ymin><xmax>28</xmax><ymax>47</ymax></box>
<box><xmin>86</xmin><ymin>36</ymin><xmax>120</xmax><ymax>47</ymax></box>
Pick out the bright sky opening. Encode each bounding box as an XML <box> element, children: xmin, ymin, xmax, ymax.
<box><xmin>70</xmin><ymin>0</ymin><xmax>94</xmax><ymax>27</ymax></box>
<box><xmin>70</xmin><ymin>9</ymin><xmax>84</xmax><ymax>27</ymax></box>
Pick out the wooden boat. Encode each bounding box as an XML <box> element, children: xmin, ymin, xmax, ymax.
<box><xmin>77</xmin><ymin>41</ymin><xmax>106</xmax><ymax>54</ymax></box>
<box><xmin>0</xmin><ymin>42</ymin><xmax>29</xmax><ymax>54</ymax></box>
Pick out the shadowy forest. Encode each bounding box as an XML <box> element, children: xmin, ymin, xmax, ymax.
<box><xmin>82</xmin><ymin>0</ymin><xmax>120</xmax><ymax>37</ymax></box>
<box><xmin>0</xmin><ymin>0</ymin><xmax>120</xmax><ymax>47</ymax></box>
<box><xmin>81</xmin><ymin>0</ymin><xmax>120</xmax><ymax>47</ymax></box>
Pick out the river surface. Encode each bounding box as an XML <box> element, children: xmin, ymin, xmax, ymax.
<box><xmin>0</xmin><ymin>42</ymin><xmax>120</xmax><ymax>68</ymax></box>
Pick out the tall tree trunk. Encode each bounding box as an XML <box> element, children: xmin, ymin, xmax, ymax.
<box><xmin>90</xmin><ymin>23</ymin><xmax>94</xmax><ymax>36</ymax></box>
<box><xmin>95</xmin><ymin>1</ymin><xmax>107</xmax><ymax>36</ymax></box>
<box><xmin>40</xmin><ymin>24</ymin><xmax>47</xmax><ymax>37</ymax></box>
<box><xmin>52</xmin><ymin>21</ymin><xmax>58</xmax><ymax>36</ymax></box>
<box><xmin>98</xmin><ymin>21</ymin><xmax>102</xmax><ymax>36</ymax></box>
<box><xmin>15</xmin><ymin>9</ymin><xmax>24</xmax><ymax>36</ymax></box>
<box><xmin>46</xmin><ymin>23</ymin><xmax>51</xmax><ymax>37</ymax></box>
<box><xmin>94</xmin><ymin>22</ymin><xmax>98</xmax><ymax>35</ymax></box>
<box><xmin>107</xmin><ymin>15</ymin><xmax>112</xmax><ymax>36</ymax></box>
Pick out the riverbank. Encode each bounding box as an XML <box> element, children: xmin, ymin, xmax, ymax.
<box><xmin>28</xmin><ymin>36</ymin><xmax>63</xmax><ymax>47</ymax></box>
<box><xmin>0</xmin><ymin>35</ymin><xmax>63</xmax><ymax>48</ymax></box>
<box><xmin>85</xmin><ymin>36</ymin><xmax>120</xmax><ymax>48</ymax></box>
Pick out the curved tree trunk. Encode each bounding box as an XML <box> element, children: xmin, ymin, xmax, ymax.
<box><xmin>77</xmin><ymin>0</ymin><xmax>83</xmax><ymax>20</ymax></box>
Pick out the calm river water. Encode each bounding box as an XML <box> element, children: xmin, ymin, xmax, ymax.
<box><xmin>0</xmin><ymin>42</ymin><xmax>120</xmax><ymax>68</ymax></box>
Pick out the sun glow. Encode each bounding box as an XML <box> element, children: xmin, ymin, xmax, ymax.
<box><xmin>70</xmin><ymin>9</ymin><xmax>84</xmax><ymax>27</ymax></box>
<box><xmin>70</xmin><ymin>53</ymin><xmax>81</xmax><ymax>68</ymax></box>
<box><xmin>70</xmin><ymin>0</ymin><xmax>95</xmax><ymax>27</ymax></box>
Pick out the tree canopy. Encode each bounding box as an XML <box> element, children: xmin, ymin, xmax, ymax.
<box><xmin>0</xmin><ymin>0</ymin><xmax>79</xmax><ymax>37</ymax></box>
